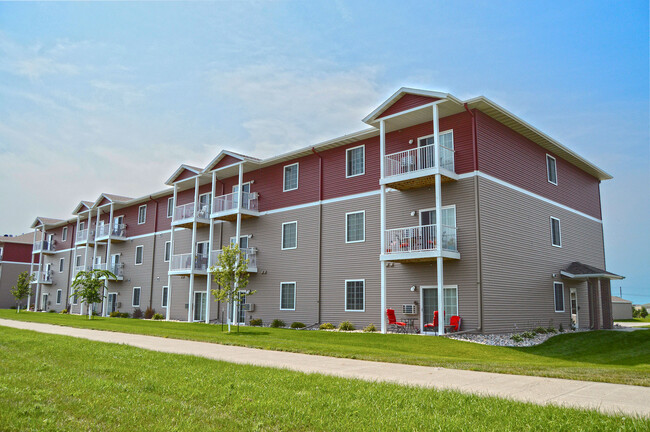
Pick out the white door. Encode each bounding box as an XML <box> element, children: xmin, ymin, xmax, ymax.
<box><xmin>113</xmin><ymin>216</ymin><xmax>124</xmax><ymax>235</ymax></box>
<box><xmin>230</xmin><ymin>236</ymin><xmax>248</xmax><ymax>249</ymax></box>
<box><xmin>417</xmin><ymin>136</ymin><xmax>436</xmax><ymax>169</ymax></box>
<box><xmin>570</xmin><ymin>288</ymin><xmax>579</xmax><ymax>328</ymax></box>
<box><xmin>194</xmin><ymin>292</ymin><xmax>207</xmax><ymax>322</ymax></box>
<box><xmin>420</xmin><ymin>286</ymin><xmax>458</xmax><ymax>332</ymax></box>
<box><xmin>94</xmin><ymin>256</ymin><xmax>101</xmax><ymax>270</ymax></box>
<box><xmin>41</xmin><ymin>293</ymin><xmax>49</xmax><ymax>311</ymax></box>
<box><xmin>111</xmin><ymin>254</ymin><xmax>121</xmax><ymax>275</ymax></box>
<box><xmin>198</xmin><ymin>193</ymin><xmax>211</xmax><ymax>216</ymax></box>
<box><xmin>107</xmin><ymin>293</ymin><xmax>117</xmax><ymax>314</ymax></box>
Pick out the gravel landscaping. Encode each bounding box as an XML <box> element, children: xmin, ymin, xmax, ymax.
<box><xmin>447</xmin><ymin>329</ymin><xmax>588</xmax><ymax>347</ymax></box>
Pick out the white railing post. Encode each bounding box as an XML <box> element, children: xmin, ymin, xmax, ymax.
<box><xmin>188</xmin><ymin>177</ymin><xmax>199</xmax><ymax>322</ymax></box>
<box><xmin>166</xmin><ymin>184</ymin><xmax>177</xmax><ymax>321</ymax></box>
<box><xmin>206</xmin><ymin>171</ymin><xmax>216</xmax><ymax>323</ymax></box>
<box><xmin>380</xmin><ymin>119</ymin><xmax>387</xmax><ymax>334</ymax></box>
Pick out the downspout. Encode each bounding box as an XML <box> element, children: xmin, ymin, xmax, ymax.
<box><xmin>148</xmin><ymin>196</ymin><xmax>159</xmax><ymax>311</ymax></box>
<box><xmin>465</xmin><ymin>103</ymin><xmax>483</xmax><ymax>332</ymax></box>
<box><xmin>311</xmin><ymin>147</ymin><xmax>323</xmax><ymax>323</ymax></box>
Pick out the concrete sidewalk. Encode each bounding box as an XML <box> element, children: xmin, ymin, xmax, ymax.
<box><xmin>1</xmin><ymin>318</ymin><xmax>648</xmax><ymax>418</ymax></box>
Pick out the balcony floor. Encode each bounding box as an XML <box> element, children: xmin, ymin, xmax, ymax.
<box><xmin>381</xmin><ymin>168</ymin><xmax>458</xmax><ymax>190</ymax></box>
<box><xmin>172</xmin><ymin>218</ymin><xmax>211</xmax><ymax>229</ymax></box>
<box><xmin>168</xmin><ymin>269</ymin><xmax>208</xmax><ymax>276</ymax></box>
<box><xmin>211</xmin><ymin>209</ymin><xmax>259</xmax><ymax>222</ymax></box>
<box><xmin>380</xmin><ymin>250</ymin><xmax>460</xmax><ymax>263</ymax></box>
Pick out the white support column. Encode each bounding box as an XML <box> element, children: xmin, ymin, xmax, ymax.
<box><xmin>103</xmin><ymin>203</ymin><xmax>114</xmax><ymax>317</ymax></box>
<box><xmin>72</xmin><ymin>216</ymin><xmax>80</xmax><ymax>314</ymax></box>
<box><xmin>27</xmin><ymin>228</ymin><xmax>36</xmax><ymax>310</ymax></box>
<box><xmin>35</xmin><ymin>226</ymin><xmax>44</xmax><ymax>311</ymax></box>
<box><xmin>89</xmin><ymin>208</ymin><xmax>97</xmax><ymax>319</ymax></box>
<box><xmin>379</xmin><ymin>119</ymin><xmax>387</xmax><ymax>334</ymax></box>
<box><xmin>166</xmin><ymin>184</ymin><xmax>177</xmax><ymax>321</ymax></box>
<box><xmin>233</xmin><ymin>163</ymin><xmax>243</xmax><ymax>326</ymax></box>
<box><xmin>433</xmin><ymin>104</ymin><xmax>440</xmax><ymax>170</ymax></box>
<box><xmin>188</xmin><ymin>177</ymin><xmax>200</xmax><ymax>322</ymax></box>
<box><xmin>433</xmin><ymin>104</ymin><xmax>445</xmax><ymax>336</ymax></box>
<box><xmin>206</xmin><ymin>171</ymin><xmax>216</xmax><ymax>324</ymax></box>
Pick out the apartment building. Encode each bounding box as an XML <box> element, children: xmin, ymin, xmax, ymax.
<box><xmin>26</xmin><ymin>88</ymin><xmax>623</xmax><ymax>333</ymax></box>
<box><xmin>0</xmin><ymin>233</ymin><xmax>40</xmax><ymax>309</ymax></box>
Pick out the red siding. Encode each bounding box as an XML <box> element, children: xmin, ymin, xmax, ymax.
<box><xmin>156</xmin><ymin>194</ymin><xmax>173</xmax><ymax>231</ymax></box>
<box><xmin>48</xmin><ymin>223</ymin><xmax>76</xmax><ymax>251</ymax></box>
<box><xmin>214</xmin><ymin>155</ymin><xmax>242</xmax><ymax>170</ymax></box>
<box><xmin>475</xmin><ymin>110</ymin><xmax>602</xmax><ymax>219</ymax></box>
<box><xmin>378</xmin><ymin>94</ymin><xmax>440</xmax><ymax>119</ymax></box>
<box><xmin>116</xmin><ymin>201</ymin><xmax>157</xmax><ymax>237</ymax></box>
<box><xmin>98</xmin><ymin>197</ymin><xmax>111</xmax><ymax>207</ymax></box>
<box><xmin>175</xmin><ymin>169</ymin><xmax>199</xmax><ymax>182</ymax></box>
<box><xmin>1</xmin><ymin>242</ymin><xmax>33</xmax><ymax>263</ymax></box>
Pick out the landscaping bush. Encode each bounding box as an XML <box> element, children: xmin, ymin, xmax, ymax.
<box><xmin>249</xmin><ymin>318</ymin><xmax>263</xmax><ymax>326</ymax></box>
<box><xmin>319</xmin><ymin>322</ymin><xmax>335</xmax><ymax>330</ymax></box>
<box><xmin>338</xmin><ymin>321</ymin><xmax>355</xmax><ymax>331</ymax></box>
<box><xmin>92</xmin><ymin>311</ymin><xmax>100</xmax><ymax>316</ymax></box>
<box><xmin>546</xmin><ymin>326</ymin><xmax>557</xmax><ymax>334</ymax></box>
<box><xmin>510</xmin><ymin>334</ymin><xmax>524</xmax><ymax>342</ymax></box>
<box><xmin>152</xmin><ymin>313</ymin><xmax>164</xmax><ymax>320</ymax></box>
<box><xmin>132</xmin><ymin>308</ymin><xmax>143</xmax><ymax>319</ymax></box>
<box><xmin>144</xmin><ymin>307</ymin><xmax>155</xmax><ymax>319</ymax></box>
<box><xmin>363</xmin><ymin>323</ymin><xmax>377</xmax><ymax>332</ymax></box>
<box><xmin>109</xmin><ymin>311</ymin><xmax>120</xmax><ymax>318</ymax></box>
<box><xmin>270</xmin><ymin>319</ymin><xmax>285</xmax><ymax>328</ymax></box>
<box><xmin>558</xmin><ymin>323</ymin><xmax>564</xmax><ymax>333</ymax></box>
<box><xmin>60</xmin><ymin>309</ymin><xmax>68</xmax><ymax>314</ymax></box>
<box><xmin>533</xmin><ymin>326</ymin><xmax>547</xmax><ymax>334</ymax></box>
<box><xmin>9</xmin><ymin>306</ymin><xmax>16</xmax><ymax>310</ymax></box>
<box><xmin>521</xmin><ymin>331</ymin><xmax>536</xmax><ymax>339</ymax></box>
<box><xmin>290</xmin><ymin>322</ymin><xmax>306</xmax><ymax>329</ymax></box>
<box><xmin>48</xmin><ymin>309</ymin><xmax>56</xmax><ymax>313</ymax></box>
<box><xmin>120</xmin><ymin>312</ymin><xmax>130</xmax><ymax>318</ymax></box>
<box><xmin>633</xmin><ymin>308</ymin><xmax>640</xmax><ymax>318</ymax></box>
<box><xmin>641</xmin><ymin>307</ymin><xmax>649</xmax><ymax>319</ymax></box>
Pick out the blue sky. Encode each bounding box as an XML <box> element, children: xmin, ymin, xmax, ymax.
<box><xmin>0</xmin><ymin>1</ymin><xmax>648</xmax><ymax>304</ymax></box>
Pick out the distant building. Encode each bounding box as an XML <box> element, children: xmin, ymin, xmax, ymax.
<box><xmin>0</xmin><ymin>232</ymin><xmax>41</xmax><ymax>308</ymax></box>
<box><xmin>611</xmin><ymin>296</ymin><xmax>633</xmax><ymax>320</ymax></box>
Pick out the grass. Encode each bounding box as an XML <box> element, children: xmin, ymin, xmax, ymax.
<box><xmin>1</xmin><ymin>310</ymin><xmax>649</xmax><ymax>386</ymax></box>
<box><xmin>617</xmin><ymin>317</ymin><xmax>650</xmax><ymax>323</ymax></box>
<box><xmin>0</xmin><ymin>327</ymin><xmax>646</xmax><ymax>431</ymax></box>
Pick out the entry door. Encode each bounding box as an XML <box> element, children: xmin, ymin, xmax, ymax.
<box><xmin>113</xmin><ymin>216</ymin><xmax>124</xmax><ymax>235</ymax></box>
<box><xmin>41</xmin><ymin>293</ymin><xmax>49</xmax><ymax>311</ymax></box>
<box><xmin>94</xmin><ymin>256</ymin><xmax>101</xmax><ymax>270</ymax></box>
<box><xmin>232</xmin><ymin>183</ymin><xmax>251</xmax><ymax>209</ymax></box>
<box><xmin>198</xmin><ymin>193</ymin><xmax>211</xmax><ymax>216</ymax></box>
<box><xmin>237</xmin><ymin>293</ymin><xmax>246</xmax><ymax>324</ymax></box>
<box><xmin>111</xmin><ymin>254</ymin><xmax>120</xmax><ymax>275</ymax></box>
<box><xmin>570</xmin><ymin>288</ymin><xmax>579</xmax><ymax>328</ymax></box>
<box><xmin>230</xmin><ymin>236</ymin><xmax>249</xmax><ymax>249</ymax></box>
<box><xmin>421</xmin><ymin>287</ymin><xmax>458</xmax><ymax>331</ymax></box>
<box><xmin>417</xmin><ymin>136</ymin><xmax>436</xmax><ymax>169</ymax></box>
<box><xmin>194</xmin><ymin>292</ymin><xmax>207</xmax><ymax>322</ymax></box>
<box><xmin>107</xmin><ymin>293</ymin><xmax>117</xmax><ymax>314</ymax></box>
<box><xmin>44</xmin><ymin>263</ymin><xmax>52</xmax><ymax>276</ymax></box>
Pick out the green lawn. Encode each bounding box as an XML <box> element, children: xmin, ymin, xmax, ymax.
<box><xmin>616</xmin><ymin>317</ymin><xmax>650</xmax><ymax>323</ymax></box>
<box><xmin>0</xmin><ymin>327</ymin><xmax>645</xmax><ymax>431</ymax></box>
<box><xmin>1</xmin><ymin>310</ymin><xmax>649</xmax><ymax>386</ymax></box>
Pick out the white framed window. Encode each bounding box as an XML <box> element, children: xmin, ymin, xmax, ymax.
<box><xmin>162</xmin><ymin>286</ymin><xmax>169</xmax><ymax>308</ymax></box>
<box><xmin>79</xmin><ymin>221</ymin><xmax>85</xmax><ymax>231</ymax></box>
<box><xmin>135</xmin><ymin>245</ymin><xmax>144</xmax><ymax>265</ymax></box>
<box><xmin>345</xmin><ymin>280</ymin><xmax>365</xmax><ymax>312</ymax></box>
<box><xmin>550</xmin><ymin>217</ymin><xmax>562</xmax><ymax>247</ymax></box>
<box><xmin>167</xmin><ymin>197</ymin><xmax>174</xmax><ymax>218</ymax></box>
<box><xmin>546</xmin><ymin>154</ymin><xmax>558</xmax><ymax>185</ymax></box>
<box><xmin>62</xmin><ymin>227</ymin><xmax>68</xmax><ymax>242</ymax></box>
<box><xmin>138</xmin><ymin>205</ymin><xmax>147</xmax><ymax>225</ymax></box>
<box><xmin>72</xmin><ymin>292</ymin><xmax>78</xmax><ymax>305</ymax></box>
<box><xmin>346</xmin><ymin>145</ymin><xmax>365</xmax><ymax>177</ymax></box>
<box><xmin>554</xmin><ymin>282</ymin><xmax>565</xmax><ymax>312</ymax></box>
<box><xmin>283</xmin><ymin>163</ymin><xmax>299</xmax><ymax>192</ymax></box>
<box><xmin>345</xmin><ymin>211</ymin><xmax>365</xmax><ymax>243</ymax></box>
<box><xmin>56</xmin><ymin>289</ymin><xmax>62</xmax><ymax>305</ymax></box>
<box><xmin>75</xmin><ymin>255</ymin><xmax>82</xmax><ymax>267</ymax></box>
<box><xmin>164</xmin><ymin>241</ymin><xmax>171</xmax><ymax>262</ymax></box>
<box><xmin>281</xmin><ymin>221</ymin><xmax>297</xmax><ymax>250</ymax></box>
<box><xmin>280</xmin><ymin>282</ymin><xmax>296</xmax><ymax>310</ymax></box>
<box><xmin>132</xmin><ymin>287</ymin><xmax>141</xmax><ymax>308</ymax></box>
<box><xmin>59</xmin><ymin>258</ymin><xmax>65</xmax><ymax>273</ymax></box>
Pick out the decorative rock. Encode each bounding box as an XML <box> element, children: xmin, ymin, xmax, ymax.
<box><xmin>446</xmin><ymin>328</ymin><xmax>587</xmax><ymax>347</ymax></box>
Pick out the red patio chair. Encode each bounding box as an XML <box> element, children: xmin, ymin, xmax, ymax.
<box><xmin>423</xmin><ymin>311</ymin><xmax>439</xmax><ymax>331</ymax></box>
<box><xmin>448</xmin><ymin>316</ymin><xmax>462</xmax><ymax>333</ymax></box>
<box><xmin>386</xmin><ymin>308</ymin><xmax>406</xmax><ymax>333</ymax></box>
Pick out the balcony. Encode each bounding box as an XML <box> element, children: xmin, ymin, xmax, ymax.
<box><xmin>72</xmin><ymin>265</ymin><xmax>91</xmax><ymax>280</ymax></box>
<box><xmin>168</xmin><ymin>253</ymin><xmax>209</xmax><ymax>276</ymax></box>
<box><xmin>33</xmin><ymin>241</ymin><xmax>56</xmax><ymax>255</ymax></box>
<box><xmin>31</xmin><ymin>270</ymin><xmax>53</xmax><ymax>285</ymax></box>
<box><xmin>93</xmin><ymin>262</ymin><xmax>125</xmax><ymax>281</ymax></box>
<box><xmin>381</xmin><ymin>224</ymin><xmax>460</xmax><ymax>262</ymax></box>
<box><xmin>211</xmin><ymin>191</ymin><xmax>259</xmax><ymax>221</ymax></box>
<box><xmin>209</xmin><ymin>247</ymin><xmax>258</xmax><ymax>273</ymax></box>
<box><xmin>95</xmin><ymin>223</ymin><xmax>128</xmax><ymax>242</ymax></box>
<box><xmin>172</xmin><ymin>202</ymin><xmax>211</xmax><ymax>229</ymax></box>
<box><xmin>381</xmin><ymin>143</ymin><xmax>458</xmax><ymax>190</ymax></box>
<box><xmin>76</xmin><ymin>229</ymin><xmax>94</xmax><ymax>246</ymax></box>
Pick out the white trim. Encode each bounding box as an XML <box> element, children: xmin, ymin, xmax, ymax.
<box><xmin>138</xmin><ymin>205</ymin><xmax>147</xmax><ymax>225</ymax></box>
<box><xmin>417</xmin><ymin>129</ymin><xmax>454</xmax><ymax>147</ymax></box>
<box><xmin>554</xmin><ymin>282</ymin><xmax>565</xmax><ymax>312</ymax></box>
<box><xmin>232</xmin><ymin>181</ymin><xmax>251</xmax><ymax>193</ymax></box>
<box><xmin>420</xmin><ymin>284</ymin><xmax>459</xmax><ymax>332</ymax></box>
<box><xmin>345</xmin><ymin>144</ymin><xmax>365</xmax><ymax>178</ymax></box>
<box><xmin>132</xmin><ymin>287</ymin><xmax>141</xmax><ymax>308</ymax></box>
<box><xmin>560</xmin><ymin>270</ymin><xmax>624</xmax><ymax>280</ymax></box>
<box><xmin>0</xmin><ymin>260</ymin><xmax>32</xmax><ymax>265</ymax></box>
<box><xmin>62</xmin><ymin>226</ymin><xmax>68</xmax><ymax>242</ymax></box>
<box><xmin>362</xmin><ymin>88</ymin><xmax>451</xmax><ymax>123</ymax></box>
<box><xmin>344</xmin><ymin>279</ymin><xmax>365</xmax><ymax>312</ymax></box>
<box><xmin>283</xmin><ymin>163</ymin><xmax>299</xmax><ymax>192</ymax></box>
<box><xmin>546</xmin><ymin>154</ymin><xmax>558</xmax><ymax>186</ymax></box>
<box><xmin>280</xmin><ymin>281</ymin><xmax>296</xmax><ymax>311</ymax></box>
<box><xmin>167</xmin><ymin>197</ymin><xmax>174</xmax><ymax>218</ymax></box>
<box><xmin>345</xmin><ymin>210</ymin><xmax>366</xmax><ymax>243</ymax></box>
<box><xmin>418</xmin><ymin>204</ymin><xmax>457</xmax><ymax>226</ymax></box>
<box><xmin>550</xmin><ymin>216</ymin><xmax>562</xmax><ymax>248</ymax></box>
<box><xmin>164</xmin><ymin>241</ymin><xmax>171</xmax><ymax>262</ymax></box>
<box><xmin>59</xmin><ymin>257</ymin><xmax>65</xmax><ymax>273</ymax></box>
<box><xmin>56</xmin><ymin>289</ymin><xmax>62</xmax><ymax>305</ymax></box>
<box><xmin>162</xmin><ymin>285</ymin><xmax>169</xmax><ymax>308</ymax></box>
<box><xmin>135</xmin><ymin>245</ymin><xmax>144</xmax><ymax>265</ymax></box>
<box><xmin>281</xmin><ymin>221</ymin><xmax>298</xmax><ymax>250</ymax></box>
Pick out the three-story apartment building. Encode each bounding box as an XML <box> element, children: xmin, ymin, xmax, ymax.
<box><xmin>26</xmin><ymin>88</ymin><xmax>622</xmax><ymax>333</ymax></box>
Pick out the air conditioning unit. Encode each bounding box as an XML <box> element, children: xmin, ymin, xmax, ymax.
<box><xmin>117</xmin><ymin>302</ymin><xmax>122</xmax><ymax>308</ymax></box>
<box><xmin>402</xmin><ymin>304</ymin><xmax>417</xmax><ymax>315</ymax></box>
<box><xmin>241</xmin><ymin>303</ymin><xmax>255</xmax><ymax>312</ymax></box>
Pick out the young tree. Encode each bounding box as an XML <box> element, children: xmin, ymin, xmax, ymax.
<box><xmin>210</xmin><ymin>244</ymin><xmax>254</xmax><ymax>332</ymax></box>
<box><xmin>71</xmin><ymin>269</ymin><xmax>116</xmax><ymax>319</ymax></box>
<box><xmin>10</xmin><ymin>271</ymin><xmax>33</xmax><ymax>313</ymax></box>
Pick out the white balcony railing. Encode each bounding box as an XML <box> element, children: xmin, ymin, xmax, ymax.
<box><xmin>212</xmin><ymin>191</ymin><xmax>259</xmax><ymax>214</ymax></box>
<box><xmin>33</xmin><ymin>240</ymin><xmax>56</xmax><ymax>253</ymax></box>
<box><xmin>31</xmin><ymin>270</ymin><xmax>53</xmax><ymax>284</ymax></box>
<box><xmin>209</xmin><ymin>248</ymin><xmax>257</xmax><ymax>271</ymax></box>
<box><xmin>93</xmin><ymin>262</ymin><xmax>124</xmax><ymax>278</ymax></box>
<box><xmin>384</xmin><ymin>224</ymin><xmax>457</xmax><ymax>255</ymax></box>
<box><xmin>384</xmin><ymin>143</ymin><xmax>455</xmax><ymax>178</ymax></box>
<box><xmin>169</xmin><ymin>253</ymin><xmax>209</xmax><ymax>272</ymax></box>
<box><xmin>76</xmin><ymin>229</ymin><xmax>93</xmax><ymax>243</ymax></box>
<box><xmin>72</xmin><ymin>265</ymin><xmax>91</xmax><ymax>278</ymax></box>
<box><xmin>173</xmin><ymin>202</ymin><xmax>210</xmax><ymax>223</ymax></box>
<box><xmin>95</xmin><ymin>223</ymin><xmax>127</xmax><ymax>240</ymax></box>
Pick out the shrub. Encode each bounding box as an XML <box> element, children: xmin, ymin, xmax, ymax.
<box><xmin>290</xmin><ymin>322</ymin><xmax>306</xmax><ymax>329</ymax></box>
<box><xmin>319</xmin><ymin>322</ymin><xmax>335</xmax><ymax>330</ymax></box>
<box><xmin>521</xmin><ymin>331</ymin><xmax>536</xmax><ymax>339</ymax></box>
<box><xmin>641</xmin><ymin>307</ymin><xmax>649</xmax><ymax>319</ymax></box>
<box><xmin>363</xmin><ymin>323</ymin><xmax>377</xmax><ymax>333</ymax></box>
<box><xmin>152</xmin><ymin>313</ymin><xmax>164</xmax><ymax>320</ymax></box>
<box><xmin>338</xmin><ymin>321</ymin><xmax>355</xmax><ymax>331</ymax></box>
<box><xmin>92</xmin><ymin>311</ymin><xmax>100</xmax><ymax>316</ymax></box>
<box><xmin>250</xmin><ymin>318</ymin><xmax>263</xmax><ymax>326</ymax></box>
<box><xmin>120</xmin><ymin>312</ymin><xmax>130</xmax><ymax>318</ymax></box>
<box><xmin>60</xmin><ymin>309</ymin><xmax>68</xmax><ymax>314</ymax></box>
<box><xmin>510</xmin><ymin>334</ymin><xmax>524</xmax><ymax>342</ymax></box>
<box><xmin>270</xmin><ymin>319</ymin><xmax>285</xmax><ymax>328</ymax></box>
<box><xmin>9</xmin><ymin>306</ymin><xmax>16</xmax><ymax>310</ymax></box>
<box><xmin>109</xmin><ymin>311</ymin><xmax>120</xmax><ymax>318</ymax></box>
<box><xmin>144</xmin><ymin>307</ymin><xmax>155</xmax><ymax>319</ymax></box>
<box><xmin>48</xmin><ymin>309</ymin><xmax>56</xmax><ymax>313</ymax></box>
<box><xmin>633</xmin><ymin>308</ymin><xmax>640</xmax><ymax>318</ymax></box>
<box><xmin>132</xmin><ymin>308</ymin><xmax>143</xmax><ymax>319</ymax></box>
<box><xmin>558</xmin><ymin>323</ymin><xmax>564</xmax><ymax>333</ymax></box>
<box><xmin>546</xmin><ymin>326</ymin><xmax>557</xmax><ymax>334</ymax></box>
<box><xmin>533</xmin><ymin>326</ymin><xmax>547</xmax><ymax>334</ymax></box>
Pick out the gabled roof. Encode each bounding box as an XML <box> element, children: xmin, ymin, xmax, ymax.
<box><xmin>203</xmin><ymin>150</ymin><xmax>262</xmax><ymax>173</ymax></box>
<box><xmin>30</xmin><ymin>217</ymin><xmax>65</xmax><ymax>229</ymax></box>
<box><xmin>0</xmin><ymin>231</ymin><xmax>42</xmax><ymax>244</ymax></box>
<box><xmin>92</xmin><ymin>193</ymin><xmax>133</xmax><ymax>208</ymax></box>
<box><xmin>560</xmin><ymin>262</ymin><xmax>624</xmax><ymax>280</ymax></box>
<box><xmin>362</xmin><ymin>87</ymin><xmax>455</xmax><ymax>124</ymax></box>
<box><xmin>611</xmin><ymin>296</ymin><xmax>632</xmax><ymax>304</ymax></box>
<box><xmin>164</xmin><ymin>164</ymin><xmax>203</xmax><ymax>186</ymax></box>
<box><xmin>72</xmin><ymin>201</ymin><xmax>94</xmax><ymax>215</ymax></box>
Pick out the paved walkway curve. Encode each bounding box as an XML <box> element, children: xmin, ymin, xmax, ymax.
<box><xmin>1</xmin><ymin>319</ymin><xmax>648</xmax><ymax>418</ymax></box>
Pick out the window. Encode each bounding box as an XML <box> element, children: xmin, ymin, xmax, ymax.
<box><xmin>164</xmin><ymin>241</ymin><xmax>171</xmax><ymax>262</ymax></box>
<box><xmin>554</xmin><ymin>282</ymin><xmax>565</xmax><ymax>312</ymax></box>
<box><xmin>162</xmin><ymin>286</ymin><xmax>169</xmax><ymax>308</ymax></box>
<box><xmin>72</xmin><ymin>293</ymin><xmax>78</xmax><ymax>305</ymax></box>
<box><xmin>132</xmin><ymin>287</ymin><xmax>141</xmax><ymax>307</ymax></box>
<box><xmin>198</xmin><ymin>192</ymin><xmax>211</xmax><ymax>214</ymax></box>
<box><xmin>346</xmin><ymin>211</ymin><xmax>365</xmax><ymax>243</ymax></box>
<box><xmin>345</xmin><ymin>280</ymin><xmax>365</xmax><ymax>311</ymax></box>
<box><xmin>167</xmin><ymin>197</ymin><xmax>174</xmax><ymax>218</ymax></box>
<box><xmin>283</xmin><ymin>163</ymin><xmax>298</xmax><ymax>191</ymax></box>
<box><xmin>75</xmin><ymin>255</ymin><xmax>82</xmax><ymax>267</ymax></box>
<box><xmin>135</xmin><ymin>245</ymin><xmax>144</xmax><ymax>265</ymax></box>
<box><xmin>62</xmin><ymin>227</ymin><xmax>68</xmax><ymax>242</ymax></box>
<box><xmin>138</xmin><ymin>205</ymin><xmax>147</xmax><ymax>224</ymax></box>
<box><xmin>550</xmin><ymin>217</ymin><xmax>562</xmax><ymax>247</ymax></box>
<box><xmin>346</xmin><ymin>145</ymin><xmax>365</xmax><ymax>177</ymax></box>
<box><xmin>59</xmin><ymin>258</ymin><xmax>65</xmax><ymax>273</ymax></box>
<box><xmin>546</xmin><ymin>154</ymin><xmax>558</xmax><ymax>185</ymax></box>
<box><xmin>280</xmin><ymin>282</ymin><xmax>296</xmax><ymax>310</ymax></box>
<box><xmin>56</xmin><ymin>289</ymin><xmax>62</xmax><ymax>305</ymax></box>
<box><xmin>79</xmin><ymin>221</ymin><xmax>85</xmax><ymax>231</ymax></box>
<box><xmin>281</xmin><ymin>221</ymin><xmax>297</xmax><ymax>250</ymax></box>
